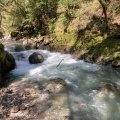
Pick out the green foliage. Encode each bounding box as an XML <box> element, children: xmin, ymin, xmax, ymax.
<box><xmin>1</xmin><ymin>0</ymin><xmax>120</xmax><ymax>36</ymax></box>
<box><xmin>22</xmin><ymin>0</ymin><xmax>59</xmax><ymax>35</ymax></box>
<box><xmin>59</xmin><ymin>0</ymin><xmax>80</xmax><ymax>7</ymax></box>
<box><xmin>0</xmin><ymin>0</ymin><xmax>59</xmax><ymax>35</ymax></box>
<box><xmin>9</xmin><ymin>1</ymin><xmax>27</xmax><ymax>27</ymax></box>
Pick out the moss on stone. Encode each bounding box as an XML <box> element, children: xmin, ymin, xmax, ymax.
<box><xmin>0</xmin><ymin>43</ymin><xmax>4</xmax><ymax>52</ymax></box>
<box><xmin>1</xmin><ymin>51</ymin><xmax>16</xmax><ymax>75</ymax></box>
<box><xmin>0</xmin><ymin>43</ymin><xmax>16</xmax><ymax>84</ymax></box>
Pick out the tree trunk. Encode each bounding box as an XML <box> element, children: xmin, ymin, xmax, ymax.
<box><xmin>98</xmin><ymin>0</ymin><xmax>109</xmax><ymax>30</ymax></box>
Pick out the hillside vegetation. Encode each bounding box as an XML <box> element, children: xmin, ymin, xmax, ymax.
<box><xmin>0</xmin><ymin>0</ymin><xmax>120</xmax><ymax>68</ymax></box>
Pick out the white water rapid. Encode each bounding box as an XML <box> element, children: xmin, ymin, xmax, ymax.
<box><xmin>2</xmin><ymin>40</ymin><xmax>120</xmax><ymax>120</ymax></box>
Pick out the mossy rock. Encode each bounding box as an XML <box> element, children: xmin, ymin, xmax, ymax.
<box><xmin>0</xmin><ymin>31</ymin><xmax>4</xmax><ymax>39</ymax></box>
<box><xmin>11</xmin><ymin>31</ymin><xmax>24</xmax><ymax>40</ymax></box>
<box><xmin>11</xmin><ymin>31</ymin><xmax>20</xmax><ymax>38</ymax></box>
<box><xmin>1</xmin><ymin>51</ymin><xmax>16</xmax><ymax>75</ymax></box>
<box><xmin>112</xmin><ymin>59</ymin><xmax>120</xmax><ymax>68</ymax></box>
<box><xmin>0</xmin><ymin>43</ymin><xmax>4</xmax><ymax>52</ymax></box>
<box><xmin>98</xmin><ymin>81</ymin><xmax>120</xmax><ymax>93</ymax></box>
<box><xmin>14</xmin><ymin>45</ymin><xmax>25</xmax><ymax>52</ymax></box>
<box><xmin>0</xmin><ymin>44</ymin><xmax>16</xmax><ymax>84</ymax></box>
<box><xmin>0</xmin><ymin>43</ymin><xmax>4</xmax><ymax>83</ymax></box>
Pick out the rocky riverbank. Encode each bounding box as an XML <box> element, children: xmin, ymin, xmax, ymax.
<box><xmin>11</xmin><ymin>35</ymin><xmax>120</xmax><ymax>70</ymax></box>
<box><xmin>0</xmin><ymin>78</ymin><xmax>70</xmax><ymax>120</ymax></box>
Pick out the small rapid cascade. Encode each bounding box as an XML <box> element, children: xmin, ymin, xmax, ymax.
<box><xmin>2</xmin><ymin>40</ymin><xmax>120</xmax><ymax>120</ymax></box>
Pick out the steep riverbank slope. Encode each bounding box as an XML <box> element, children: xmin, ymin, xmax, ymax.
<box><xmin>48</xmin><ymin>0</ymin><xmax>120</xmax><ymax>68</ymax></box>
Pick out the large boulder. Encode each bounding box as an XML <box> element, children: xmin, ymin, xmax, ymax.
<box><xmin>14</xmin><ymin>45</ymin><xmax>25</xmax><ymax>52</ymax></box>
<box><xmin>0</xmin><ymin>43</ymin><xmax>4</xmax><ymax>52</ymax></box>
<box><xmin>0</xmin><ymin>43</ymin><xmax>16</xmax><ymax>83</ymax></box>
<box><xmin>16</xmin><ymin>53</ymin><xmax>26</xmax><ymax>61</ymax></box>
<box><xmin>11</xmin><ymin>31</ymin><xmax>23</xmax><ymax>40</ymax></box>
<box><xmin>0</xmin><ymin>43</ymin><xmax>4</xmax><ymax>83</ymax></box>
<box><xmin>98</xmin><ymin>81</ymin><xmax>120</xmax><ymax>93</ymax></box>
<box><xmin>28</xmin><ymin>52</ymin><xmax>44</xmax><ymax>64</ymax></box>
<box><xmin>11</xmin><ymin>31</ymin><xmax>20</xmax><ymax>38</ymax></box>
<box><xmin>112</xmin><ymin>59</ymin><xmax>120</xmax><ymax>68</ymax></box>
<box><xmin>0</xmin><ymin>31</ymin><xmax>4</xmax><ymax>39</ymax></box>
<box><xmin>25</xmin><ymin>43</ymin><xmax>36</xmax><ymax>50</ymax></box>
<box><xmin>1</xmin><ymin>51</ymin><xmax>16</xmax><ymax>75</ymax></box>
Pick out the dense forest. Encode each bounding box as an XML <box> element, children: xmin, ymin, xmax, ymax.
<box><xmin>0</xmin><ymin>0</ymin><xmax>120</xmax><ymax>66</ymax></box>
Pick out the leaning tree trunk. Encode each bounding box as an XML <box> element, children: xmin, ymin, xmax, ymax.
<box><xmin>98</xmin><ymin>0</ymin><xmax>109</xmax><ymax>30</ymax></box>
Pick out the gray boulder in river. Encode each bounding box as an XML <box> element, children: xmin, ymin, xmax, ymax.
<box><xmin>28</xmin><ymin>52</ymin><xmax>44</xmax><ymax>64</ymax></box>
<box><xmin>14</xmin><ymin>44</ymin><xmax>25</xmax><ymax>52</ymax></box>
<box><xmin>0</xmin><ymin>43</ymin><xmax>16</xmax><ymax>83</ymax></box>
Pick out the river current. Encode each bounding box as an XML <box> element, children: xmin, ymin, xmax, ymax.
<box><xmin>2</xmin><ymin>40</ymin><xmax>120</xmax><ymax>120</ymax></box>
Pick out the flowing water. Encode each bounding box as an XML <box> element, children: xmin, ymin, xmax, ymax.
<box><xmin>2</xmin><ymin>40</ymin><xmax>120</xmax><ymax>120</ymax></box>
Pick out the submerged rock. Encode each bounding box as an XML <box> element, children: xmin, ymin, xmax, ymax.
<box><xmin>16</xmin><ymin>53</ymin><xmax>26</xmax><ymax>61</ymax></box>
<box><xmin>29</xmin><ymin>52</ymin><xmax>44</xmax><ymax>64</ymax></box>
<box><xmin>43</xmin><ymin>78</ymin><xmax>67</xmax><ymax>93</ymax></box>
<box><xmin>11</xmin><ymin>31</ymin><xmax>20</xmax><ymax>38</ymax></box>
<box><xmin>95</xmin><ymin>81</ymin><xmax>120</xmax><ymax>100</ymax></box>
<box><xmin>11</xmin><ymin>31</ymin><xmax>23</xmax><ymax>40</ymax></box>
<box><xmin>14</xmin><ymin>44</ymin><xmax>25</xmax><ymax>52</ymax></box>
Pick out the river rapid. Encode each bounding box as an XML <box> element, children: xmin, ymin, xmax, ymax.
<box><xmin>2</xmin><ymin>40</ymin><xmax>120</xmax><ymax>120</ymax></box>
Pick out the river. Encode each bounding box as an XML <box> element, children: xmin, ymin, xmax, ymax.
<box><xmin>2</xmin><ymin>39</ymin><xmax>120</xmax><ymax>120</ymax></box>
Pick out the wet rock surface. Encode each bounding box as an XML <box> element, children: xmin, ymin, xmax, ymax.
<box><xmin>1</xmin><ymin>51</ymin><xmax>16</xmax><ymax>74</ymax></box>
<box><xmin>29</xmin><ymin>52</ymin><xmax>44</xmax><ymax>64</ymax></box>
<box><xmin>94</xmin><ymin>81</ymin><xmax>120</xmax><ymax>101</ymax></box>
<box><xmin>14</xmin><ymin>45</ymin><xmax>25</xmax><ymax>52</ymax></box>
<box><xmin>112</xmin><ymin>59</ymin><xmax>120</xmax><ymax>68</ymax></box>
<box><xmin>0</xmin><ymin>43</ymin><xmax>16</xmax><ymax>83</ymax></box>
<box><xmin>98</xmin><ymin>81</ymin><xmax>120</xmax><ymax>93</ymax></box>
